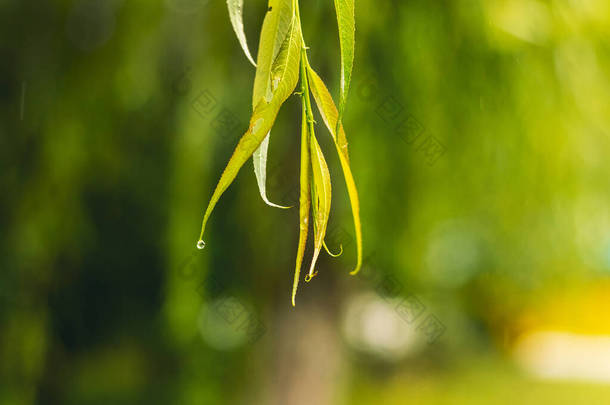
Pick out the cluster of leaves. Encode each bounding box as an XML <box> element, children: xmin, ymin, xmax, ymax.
<box><xmin>198</xmin><ymin>0</ymin><xmax>361</xmax><ymax>305</ymax></box>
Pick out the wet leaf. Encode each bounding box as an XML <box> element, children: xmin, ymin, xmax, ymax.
<box><xmin>198</xmin><ymin>10</ymin><xmax>301</xmax><ymax>244</ymax></box>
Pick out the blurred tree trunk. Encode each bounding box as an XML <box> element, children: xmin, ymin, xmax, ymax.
<box><xmin>260</xmin><ymin>288</ymin><xmax>345</xmax><ymax>405</ymax></box>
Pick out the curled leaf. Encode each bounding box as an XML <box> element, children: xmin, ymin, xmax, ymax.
<box><xmin>307</xmin><ymin>133</ymin><xmax>332</xmax><ymax>279</ymax></box>
<box><xmin>253</xmin><ymin>132</ymin><xmax>292</xmax><ymax>208</ymax></box>
<box><xmin>307</xmin><ymin>66</ymin><xmax>362</xmax><ymax>275</ymax></box>
<box><xmin>252</xmin><ymin>1</ymin><xmax>301</xmax><ymax>208</ymax></box>
<box><xmin>323</xmin><ymin>240</ymin><xmax>343</xmax><ymax>257</ymax></box>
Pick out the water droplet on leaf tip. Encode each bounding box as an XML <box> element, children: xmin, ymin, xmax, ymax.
<box><xmin>197</xmin><ymin>240</ymin><xmax>206</xmax><ymax>250</ymax></box>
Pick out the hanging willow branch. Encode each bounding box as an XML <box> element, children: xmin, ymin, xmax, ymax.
<box><xmin>197</xmin><ymin>0</ymin><xmax>361</xmax><ymax>306</ymax></box>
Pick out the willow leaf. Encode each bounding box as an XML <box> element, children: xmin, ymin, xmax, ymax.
<box><xmin>198</xmin><ymin>12</ymin><xmax>301</xmax><ymax>244</ymax></box>
<box><xmin>252</xmin><ymin>0</ymin><xmax>294</xmax><ymax>106</ymax></box>
<box><xmin>307</xmin><ymin>66</ymin><xmax>362</xmax><ymax>275</ymax></box>
<box><xmin>199</xmin><ymin>103</ymin><xmax>284</xmax><ymax>243</ymax></box>
<box><xmin>252</xmin><ymin>132</ymin><xmax>291</xmax><ymax>208</ymax></box>
<box><xmin>292</xmin><ymin>101</ymin><xmax>311</xmax><ymax>306</ymax></box>
<box><xmin>226</xmin><ymin>0</ymin><xmax>257</xmax><ymax>66</ymax></box>
<box><xmin>307</xmin><ymin>67</ymin><xmax>348</xmax><ymax>158</ymax></box>
<box><xmin>333</xmin><ymin>0</ymin><xmax>355</xmax><ymax>117</ymax></box>
<box><xmin>252</xmin><ymin>1</ymin><xmax>299</xmax><ymax>208</ymax></box>
<box><xmin>267</xmin><ymin>6</ymin><xmax>301</xmax><ymax>102</ymax></box>
<box><xmin>307</xmin><ymin>133</ymin><xmax>332</xmax><ymax>280</ymax></box>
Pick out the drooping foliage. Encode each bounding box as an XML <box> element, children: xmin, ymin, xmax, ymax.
<box><xmin>198</xmin><ymin>0</ymin><xmax>361</xmax><ymax>305</ymax></box>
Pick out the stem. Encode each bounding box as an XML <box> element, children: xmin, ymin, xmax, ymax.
<box><xmin>292</xmin><ymin>0</ymin><xmax>320</xmax><ymax>302</ymax></box>
<box><xmin>297</xmin><ymin>10</ymin><xmax>322</xmax><ymax>280</ymax></box>
<box><xmin>296</xmin><ymin>2</ymin><xmax>315</xmax><ymax>156</ymax></box>
<box><xmin>292</xmin><ymin>76</ymin><xmax>311</xmax><ymax>306</ymax></box>
<box><xmin>300</xmin><ymin>54</ymin><xmax>315</xmax><ymax>132</ymax></box>
<box><xmin>295</xmin><ymin>0</ymin><xmax>311</xmax><ymax>74</ymax></box>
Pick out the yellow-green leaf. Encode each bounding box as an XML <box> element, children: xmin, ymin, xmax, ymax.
<box><xmin>198</xmin><ymin>11</ymin><xmax>301</xmax><ymax>245</ymax></box>
<box><xmin>226</xmin><ymin>0</ymin><xmax>257</xmax><ymax>67</ymax></box>
<box><xmin>252</xmin><ymin>0</ymin><xmax>295</xmax><ymax>107</ymax></box>
<box><xmin>291</xmin><ymin>100</ymin><xmax>311</xmax><ymax>306</ymax></box>
<box><xmin>307</xmin><ymin>133</ymin><xmax>332</xmax><ymax>280</ymax></box>
<box><xmin>307</xmin><ymin>66</ymin><xmax>362</xmax><ymax>275</ymax></box>
<box><xmin>252</xmin><ymin>2</ymin><xmax>301</xmax><ymax>208</ymax></box>
<box><xmin>307</xmin><ymin>67</ymin><xmax>348</xmax><ymax>158</ymax></box>
<box><xmin>333</xmin><ymin>0</ymin><xmax>355</xmax><ymax>117</ymax></box>
<box><xmin>267</xmin><ymin>11</ymin><xmax>302</xmax><ymax>104</ymax></box>
<box><xmin>252</xmin><ymin>132</ymin><xmax>291</xmax><ymax>208</ymax></box>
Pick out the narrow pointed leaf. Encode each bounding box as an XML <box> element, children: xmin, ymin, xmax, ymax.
<box><xmin>307</xmin><ymin>66</ymin><xmax>362</xmax><ymax>275</ymax></box>
<box><xmin>333</xmin><ymin>0</ymin><xmax>355</xmax><ymax>116</ymax></box>
<box><xmin>198</xmin><ymin>104</ymin><xmax>282</xmax><ymax>243</ymax></box>
<box><xmin>262</xmin><ymin>7</ymin><xmax>301</xmax><ymax>107</ymax></box>
<box><xmin>252</xmin><ymin>0</ymin><xmax>295</xmax><ymax>107</ymax></box>
<box><xmin>252</xmin><ymin>132</ymin><xmax>291</xmax><ymax>208</ymax></box>
<box><xmin>307</xmin><ymin>133</ymin><xmax>332</xmax><ymax>279</ymax></box>
<box><xmin>226</xmin><ymin>0</ymin><xmax>257</xmax><ymax>66</ymax></box>
<box><xmin>198</xmin><ymin>12</ymin><xmax>301</xmax><ymax>243</ymax></box>
<box><xmin>292</xmin><ymin>101</ymin><xmax>311</xmax><ymax>306</ymax></box>
<box><xmin>251</xmin><ymin>1</ymin><xmax>300</xmax><ymax>207</ymax></box>
<box><xmin>307</xmin><ymin>67</ymin><xmax>349</xmax><ymax>158</ymax></box>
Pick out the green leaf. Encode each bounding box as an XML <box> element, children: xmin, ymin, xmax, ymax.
<box><xmin>252</xmin><ymin>0</ymin><xmax>295</xmax><ymax>107</ymax></box>
<box><xmin>252</xmin><ymin>132</ymin><xmax>291</xmax><ymax>209</ymax></box>
<box><xmin>292</xmin><ymin>100</ymin><xmax>311</xmax><ymax>306</ymax></box>
<box><xmin>226</xmin><ymin>0</ymin><xmax>257</xmax><ymax>67</ymax></box>
<box><xmin>251</xmin><ymin>0</ymin><xmax>299</xmax><ymax>208</ymax></box>
<box><xmin>198</xmin><ymin>12</ymin><xmax>301</xmax><ymax>245</ymax></box>
<box><xmin>264</xmin><ymin>3</ymin><xmax>301</xmax><ymax>105</ymax></box>
<box><xmin>307</xmin><ymin>66</ymin><xmax>362</xmax><ymax>275</ymax></box>
<box><xmin>333</xmin><ymin>0</ymin><xmax>355</xmax><ymax>117</ymax></box>
<box><xmin>307</xmin><ymin>133</ymin><xmax>332</xmax><ymax>280</ymax></box>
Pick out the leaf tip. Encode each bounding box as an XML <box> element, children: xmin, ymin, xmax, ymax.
<box><xmin>349</xmin><ymin>255</ymin><xmax>362</xmax><ymax>275</ymax></box>
<box><xmin>323</xmin><ymin>241</ymin><xmax>343</xmax><ymax>257</ymax></box>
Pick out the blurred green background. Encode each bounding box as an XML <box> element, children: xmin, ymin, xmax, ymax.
<box><xmin>2</xmin><ymin>0</ymin><xmax>610</xmax><ymax>403</ymax></box>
